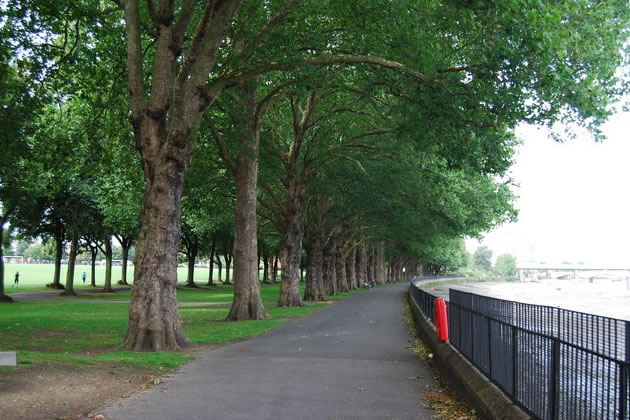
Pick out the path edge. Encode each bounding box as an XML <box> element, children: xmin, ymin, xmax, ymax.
<box><xmin>407</xmin><ymin>288</ymin><xmax>532</xmax><ymax>420</ymax></box>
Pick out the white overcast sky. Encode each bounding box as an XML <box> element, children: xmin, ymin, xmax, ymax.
<box><xmin>467</xmin><ymin>106</ymin><xmax>630</xmax><ymax>267</ymax></box>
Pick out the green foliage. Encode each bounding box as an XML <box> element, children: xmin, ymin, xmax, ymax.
<box><xmin>473</xmin><ymin>246</ymin><xmax>493</xmax><ymax>271</ymax></box>
<box><xmin>2</xmin><ymin>0</ymin><xmax>630</xmax><ymax>308</ymax></box>
<box><xmin>494</xmin><ymin>254</ymin><xmax>518</xmax><ymax>277</ymax></box>
<box><xmin>23</xmin><ymin>242</ymin><xmax>55</xmax><ymax>260</ymax></box>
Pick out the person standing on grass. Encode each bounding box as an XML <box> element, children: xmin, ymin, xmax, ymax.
<box><xmin>82</xmin><ymin>272</ymin><xmax>86</xmax><ymax>284</ymax></box>
<box><xmin>13</xmin><ymin>272</ymin><xmax>19</xmax><ymax>287</ymax></box>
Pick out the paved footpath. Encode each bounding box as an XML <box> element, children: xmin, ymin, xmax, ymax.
<box><xmin>90</xmin><ymin>283</ymin><xmax>437</xmax><ymax>420</ymax></box>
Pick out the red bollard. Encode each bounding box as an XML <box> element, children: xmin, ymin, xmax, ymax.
<box><xmin>434</xmin><ymin>298</ymin><xmax>449</xmax><ymax>342</ymax></box>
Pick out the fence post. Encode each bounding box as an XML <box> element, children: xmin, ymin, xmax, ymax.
<box><xmin>620</xmin><ymin>321</ymin><xmax>629</xmax><ymax>420</ymax></box>
<box><xmin>548</xmin><ymin>338</ymin><xmax>560</xmax><ymax>420</ymax></box>
<box><xmin>512</xmin><ymin>326</ymin><xmax>518</xmax><ymax>397</ymax></box>
<box><xmin>488</xmin><ymin>318</ymin><xmax>493</xmax><ymax>378</ymax></box>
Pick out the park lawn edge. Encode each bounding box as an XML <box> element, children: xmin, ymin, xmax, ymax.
<box><xmin>0</xmin><ymin>287</ymin><xmax>369</xmax><ymax>377</ymax></box>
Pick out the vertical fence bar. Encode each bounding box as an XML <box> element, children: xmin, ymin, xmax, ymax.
<box><xmin>488</xmin><ymin>318</ymin><xmax>493</xmax><ymax>378</ymax></box>
<box><xmin>411</xmin><ymin>282</ymin><xmax>629</xmax><ymax>420</ymax></box>
<box><xmin>512</xmin><ymin>326</ymin><xmax>518</xmax><ymax>399</ymax></box>
<box><xmin>548</xmin><ymin>339</ymin><xmax>560</xmax><ymax>420</ymax></box>
<box><xmin>620</xmin><ymin>321</ymin><xmax>629</xmax><ymax>420</ymax></box>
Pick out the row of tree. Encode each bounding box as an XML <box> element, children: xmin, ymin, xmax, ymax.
<box><xmin>471</xmin><ymin>246</ymin><xmax>518</xmax><ymax>277</ymax></box>
<box><xmin>1</xmin><ymin>0</ymin><xmax>628</xmax><ymax>350</ymax></box>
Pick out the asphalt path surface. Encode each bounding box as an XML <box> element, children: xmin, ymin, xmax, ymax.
<box><xmin>90</xmin><ymin>283</ymin><xmax>436</xmax><ymax>419</ymax></box>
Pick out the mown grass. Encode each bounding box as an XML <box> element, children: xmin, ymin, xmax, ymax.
<box><xmin>51</xmin><ymin>281</ymin><xmax>304</xmax><ymax>303</ymax></box>
<box><xmin>0</xmin><ymin>285</ymin><xmax>361</xmax><ymax>372</ymax></box>
<box><xmin>3</xmin><ymin>262</ymin><xmax>242</xmax><ymax>291</ymax></box>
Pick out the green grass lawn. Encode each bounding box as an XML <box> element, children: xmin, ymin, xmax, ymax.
<box><xmin>0</xmin><ymin>280</ymin><xmax>363</xmax><ymax>373</ymax></box>
<box><xmin>56</xmin><ymin>282</ymin><xmax>305</xmax><ymax>303</ymax></box>
<box><xmin>3</xmin><ymin>262</ymin><xmax>242</xmax><ymax>292</ymax></box>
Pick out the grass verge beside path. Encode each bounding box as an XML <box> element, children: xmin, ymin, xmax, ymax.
<box><xmin>0</xmin><ymin>286</ymin><xmax>363</xmax><ymax>375</ymax></box>
<box><xmin>402</xmin><ymin>291</ymin><xmax>478</xmax><ymax>420</ymax></box>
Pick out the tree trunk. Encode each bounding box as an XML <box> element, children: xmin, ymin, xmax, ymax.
<box><xmin>376</xmin><ymin>243</ymin><xmax>386</xmax><ymax>284</ymax></box>
<box><xmin>357</xmin><ymin>242</ymin><xmax>368</xmax><ymax>287</ymax></box>
<box><xmin>277</xmin><ymin>182</ymin><xmax>305</xmax><ymax>307</ymax></box>
<box><xmin>51</xmin><ymin>231</ymin><xmax>64</xmax><ymax>289</ymax></box>
<box><xmin>121</xmin><ymin>0</ymin><xmax>242</xmax><ymax>351</ymax></box>
<box><xmin>186</xmin><ymin>250</ymin><xmax>197</xmax><ymax>287</ymax></box>
<box><xmin>303</xmin><ymin>231</ymin><xmax>325</xmax><ymax>301</ymax></box>
<box><xmin>227</xmin><ymin>88</ymin><xmax>268</xmax><ymax>320</ymax></box>
<box><xmin>207</xmin><ymin>236</ymin><xmax>216</xmax><ymax>286</ymax></box>
<box><xmin>367</xmin><ymin>246</ymin><xmax>375</xmax><ymax>285</ymax></box>
<box><xmin>61</xmin><ymin>229</ymin><xmax>79</xmax><ymax>296</ymax></box>
<box><xmin>122</xmin><ymin>159</ymin><xmax>191</xmax><ymax>351</ymax></box>
<box><xmin>0</xmin><ymin>220</ymin><xmax>13</xmax><ymax>302</ymax></box>
<box><xmin>262</xmin><ymin>252</ymin><xmax>269</xmax><ymax>284</ymax></box>
<box><xmin>323</xmin><ymin>238</ymin><xmax>337</xmax><ymax>296</ymax></box>
<box><xmin>90</xmin><ymin>247</ymin><xmax>97</xmax><ymax>287</ymax></box>
<box><xmin>336</xmin><ymin>246</ymin><xmax>348</xmax><ymax>293</ymax></box>
<box><xmin>272</xmin><ymin>252</ymin><xmax>278</xmax><ymax>282</ymax></box>
<box><xmin>224</xmin><ymin>252</ymin><xmax>232</xmax><ymax>284</ymax></box>
<box><xmin>103</xmin><ymin>238</ymin><xmax>113</xmax><ymax>292</ymax></box>
<box><xmin>216</xmin><ymin>257</ymin><xmax>223</xmax><ymax>283</ymax></box>
<box><xmin>120</xmin><ymin>239</ymin><xmax>131</xmax><ymax>285</ymax></box>
<box><xmin>346</xmin><ymin>247</ymin><xmax>357</xmax><ymax>290</ymax></box>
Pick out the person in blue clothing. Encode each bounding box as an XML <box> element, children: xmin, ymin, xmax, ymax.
<box><xmin>82</xmin><ymin>272</ymin><xmax>86</xmax><ymax>284</ymax></box>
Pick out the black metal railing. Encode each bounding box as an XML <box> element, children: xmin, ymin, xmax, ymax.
<box><xmin>409</xmin><ymin>280</ymin><xmax>630</xmax><ymax>420</ymax></box>
<box><xmin>409</xmin><ymin>278</ymin><xmax>438</xmax><ymax>326</ymax></box>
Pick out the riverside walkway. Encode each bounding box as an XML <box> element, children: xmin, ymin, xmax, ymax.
<box><xmin>88</xmin><ymin>283</ymin><xmax>437</xmax><ymax>419</ymax></box>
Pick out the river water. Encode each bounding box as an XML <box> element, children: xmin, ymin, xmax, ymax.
<box><xmin>427</xmin><ymin>278</ymin><xmax>630</xmax><ymax>321</ymax></box>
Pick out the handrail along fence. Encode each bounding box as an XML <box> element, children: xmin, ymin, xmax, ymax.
<box><xmin>409</xmin><ymin>279</ymin><xmax>630</xmax><ymax>420</ymax></box>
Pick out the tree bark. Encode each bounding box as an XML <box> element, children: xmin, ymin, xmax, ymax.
<box><xmin>227</xmin><ymin>84</ymin><xmax>268</xmax><ymax>320</ymax></box>
<box><xmin>224</xmin><ymin>252</ymin><xmax>232</xmax><ymax>284</ymax></box>
<box><xmin>186</xmin><ymin>254</ymin><xmax>195</xmax><ymax>286</ymax></box>
<box><xmin>0</xmin><ymin>219</ymin><xmax>13</xmax><ymax>302</ymax></box>
<box><xmin>116</xmin><ymin>235</ymin><xmax>132</xmax><ymax>286</ymax></box>
<box><xmin>186</xmin><ymin>250</ymin><xmax>197</xmax><ymax>287</ymax></box>
<box><xmin>50</xmin><ymin>230</ymin><xmax>64</xmax><ymax>289</ymax></box>
<box><xmin>207</xmin><ymin>236</ymin><xmax>216</xmax><ymax>286</ymax></box>
<box><xmin>335</xmin><ymin>245</ymin><xmax>348</xmax><ymax>293</ymax></box>
<box><xmin>303</xmin><ymin>230</ymin><xmax>325</xmax><ymax>301</ymax></box>
<box><xmin>121</xmin><ymin>159</ymin><xmax>191</xmax><ymax>351</ymax></box>
<box><xmin>367</xmin><ymin>246</ymin><xmax>375</xmax><ymax>285</ymax></box>
<box><xmin>216</xmin><ymin>256</ymin><xmax>223</xmax><ymax>283</ymax></box>
<box><xmin>122</xmin><ymin>0</ymin><xmax>243</xmax><ymax>351</ymax></box>
<box><xmin>90</xmin><ymin>246</ymin><xmax>97</xmax><ymax>287</ymax></box>
<box><xmin>277</xmin><ymin>174</ymin><xmax>305</xmax><ymax>307</ymax></box>
<box><xmin>357</xmin><ymin>242</ymin><xmax>368</xmax><ymax>287</ymax></box>
<box><xmin>376</xmin><ymin>242</ymin><xmax>386</xmax><ymax>284</ymax></box>
<box><xmin>61</xmin><ymin>229</ymin><xmax>78</xmax><ymax>296</ymax></box>
<box><xmin>262</xmin><ymin>252</ymin><xmax>269</xmax><ymax>284</ymax></box>
<box><xmin>323</xmin><ymin>238</ymin><xmax>337</xmax><ymax>296</ymax></box>
<box><xmin>104</xmin><ymin>238</ymin><xmax>113</xmax><ymax>292</ymax></box>
<box><xmin>272</xmin><ymin>252</ymin><xmax>279</xmax><ymax>282</ymax></box>
<box><xmin>346</xmin><ymin>247</ymin><xmax>357</xmax><ymax>290</ymax></box>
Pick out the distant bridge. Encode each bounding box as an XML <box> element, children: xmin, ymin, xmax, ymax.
<box><xmin>517</xmin><ymin>264</ymin><xmax>630</xmax><ymax>281</ymax></box>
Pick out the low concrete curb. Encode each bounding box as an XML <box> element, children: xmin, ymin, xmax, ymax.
<box><xmin>408</xmin><ymin>290</ymin><xmax>532</xmax><ymax>420</ymax></box>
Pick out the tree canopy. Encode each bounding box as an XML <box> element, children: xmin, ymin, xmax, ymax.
<box><xmin>1</xmin><ymin>0</ymin><xmax>629</xmax><ymax>349</ymax></box>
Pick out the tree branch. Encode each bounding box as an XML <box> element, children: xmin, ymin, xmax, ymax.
<box><xmin>124</xmin><ymin>0</ymin><xmax>147</xmax><ymax>123</ymax></box>
<box><xmin>208</xmin><ymin>123</ymin><xmax>237</xmax><ymax>175</ymax></box>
